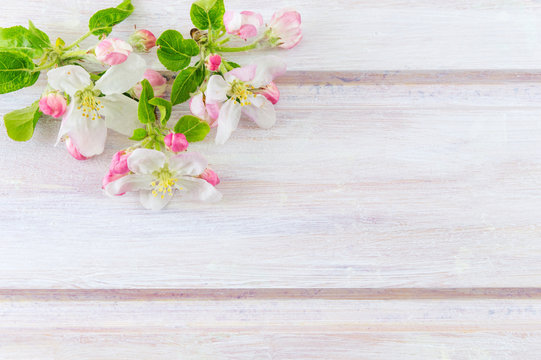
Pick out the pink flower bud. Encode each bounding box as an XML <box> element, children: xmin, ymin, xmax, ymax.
<box><xmin>95</xmin><ymin>38</ymin><xmax>133</xmax><ymax>65</ymax></box>
<box><xmin>256</xmin><ymin>81</ymin><xmax>280</xmax><ymax>104</ymax></box>
<box><xmin>102</xmin><ymin>172</ymin><xmax>126</xmax><ymax>194</ymax></box>
<box><xmin>205</xmin><ymin>54</ymin><xmax>222</xmax><ymax>72</ymax></box>
<box><xmin>39</xmin><ymin>92</ymin><xmax>67</xmax><ymax>118</ymax></box>
<box><xmin>65</xmin><ymin>137</ymin><xmax>88</xmax><ymax>160</ymax></box>
<box><xmin>133</xmin><ymin>69</ymin><xmax>167</xmax><ymax>98</ymax></box>
<box><xmin>200</xmin><ymin>168</ymin><xmax>220</xmax><ymax>186</ymax></box>
<box><xmin>164</xmin><ymin>132</ymin><xmax>189</xmax><ymax>153</ymax></box>
<box><xmin>109</xmin><ymin>150</ymin><xmax>130</xmax><ymax>175</ymax></box>
<box><xmin>268</xmin><ymin>9</ymin><xmax>302</xmax><ymax>49</ymax></box>
<box><xmin>223</xmin><ymin>11</ymin><xmax>263</xmax><ymax>40</ymax></box>
<box><xmin>129</xmin><ymin>29</ymin><xmax>156</xmax><ymax>52</ymax></box>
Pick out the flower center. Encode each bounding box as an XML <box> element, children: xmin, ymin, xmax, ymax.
<box><xmin>229</xmin><ymin>80</ymin><xmax>254</xmax><ymax>106</ymax></box>
<box><xmin>75</xmin><ymin>85</ymin><xmax>104</xmax><ymax>121</ymax></box>
<box><xmin>151</xmin><ymin>166</ymin><xmax>179</xmax><ymax>199</ymax></box>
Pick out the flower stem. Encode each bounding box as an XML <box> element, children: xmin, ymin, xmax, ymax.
<box><xmin>214</xmin><ymin>41</ymin><xmax>260</xmax><ymax>53</ymax></box>
<box><xmin>64</xmin><ymin>31</ymin><xmax>93</xmax><ymax>51</ymax></box>
<box><xmin>33</xmin><ymin>61</ymin><xmax>58</xmax><ymax>72</ymax></box>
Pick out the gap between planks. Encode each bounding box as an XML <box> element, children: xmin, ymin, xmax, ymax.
<box><xmin>0</xmin><ymin>288</ymin><xmax>540</xmax><ymax>301</ymax></box>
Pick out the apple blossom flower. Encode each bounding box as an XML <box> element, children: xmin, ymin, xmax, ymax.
<box><xmin>102</xmin><ymin>150</ymin><xmax>131</xmax><ymax>192</ymax></box>
<box><xmin>267</xmin><ymin>9</ymin><xmax>302</xmax><ymax>49</ymax></box>
<box><xmin>47</xmin><ymin>54</ymin><xmax>146</xmax><ymax>158</ymax></box>
<box><xmin>95</xmin><ymin>38</ymin><xmax>133</xmax><ymax>65</ymax></box>
<box><xmin>205</xmin><ymin>54</ymin><xmax>222</xmax><ymax>72</ymax></box>
<box><xmin>199</xmin><ymin>168</ymin><xmax>220</xmax><ymax>186</ymax></box>
<box><xmin>38</xmin><ymin>92</ymin><xmax>67</xmax><ymax>118</ymax></box>
<box><xmin>129</xmin><ymin>29</ymin><xmax>156</xmax><ymax>52</ymax></box>
<box><xmin>164</xmin><ymin>132</ymin><xmax>189</xmax><ymax>153</ymax></box>
<box><xmin>65</xmin><ymin>137</ymin><xmax>87</xmax><ymax>160</ymax></box>
<box><xmin>204</xmin><ymin>56</ymin><xmax>286</xmax><ymax>144</ymax></box>
<box><xmin>189</xmin><ymin>93</ymin><xmax>220</xmax><ymax>127</ymax></box>
<box><xmin>104</xmin><ymin>148</ymin><xmax>222</xmax><ymax>210</ymax></box>
<box><xmin>133</xmin><ymin>69</ymin><xmax>167</xmax><ymax>98</ymax></box>
<box><xmin>223</xmin><ymin>10</ymin><xmax>264</xmax><ymax>40</ymax></box>
<box><xmin>254</xmin><ymin>81</ymin><xmax>280</xmax><ymax>104</ymax></box>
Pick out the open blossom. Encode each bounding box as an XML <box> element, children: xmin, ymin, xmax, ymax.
<box><xmin>267</xmin><ymin>9</ymin><xmax>302</xmax><ymax>49</ymax></box>
<box><xmin>65</xmin><ymin>137</ymin><xmax>87</xmax><ymax>160</ymax></box>
<box><xmin>129</xmin><ymin>29</ymin><xmax>156</xmax><ymax>52</ymax></box>
<box><xmin>133</xmin><ymin>69</ymin><xmax>167</xmax><ymax>98</ymax></box>
<box><xmin>189</xmin><ymin>93</ymin><xmax>220</xmax><ymax>127</ymax></box>
<box><xmin>204</xmin><ymin>56</ymin><xmax>286</xmax><ymax>144</ymax></box>
<box><xmin>164</xmin><ymin>132</ymin><xmax>189</xmax><ymax>153</ymax></box>
<box><xmin>47</xmin><ymin>54</ymin><xmax>146</xmax><ymax>158</ymax></box>
<box><xmin>38</xmin><ymin>92</ymin><xmax>67</xmax><ymax>118</ymax></box>
<box><xmin>223</xmin><ymin>10</ymin><xmax>263</xmax><ymax>40</ymax></box>
<box><xmin>254</xmin><ymin>81</ymin><xmax>280</xmax><ymax>104</ymax></box>
<box><xmin>95</xmin><ymin>38</ymin><xmax>133</xmax><ymax>65</ymax></box>
<box><xmin>199</xmin><ymin>168</ymin><xmax>220</xmax><ymax>186</ymax></box>
<box><xmin>104</xmin><ymin>148</ymin><xmax>222</xmax><ymax>210</ymax></box>
<box><xmin>205</xmin><ymin>54</ymin><xmax>222</xmax><ymax>72</ymax></box>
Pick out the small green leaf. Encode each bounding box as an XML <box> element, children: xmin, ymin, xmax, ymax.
<box><xmin>173</xmin><ymin>115</ymin><xmax>210</xmax><ymax>142</ymax></box>
<box><xmin>3</xmin><ymin>101</ymin><xmax>41</xmax><ymax>141</ymax></box>
<box><xmin>129</xmin><ymin>128</ymin><xmax>148</xmax><ymax>141</ymax></box>
<box><xmin>156</xmin><ymin>30</ymin><xmax>199</xmax><ymax>71</ymax></box>
<box><xmin>28</xmin><ymin>20</ymin><xmax>50</xmax><ymax>45</ymax></box>
<box><xmin>170</xmin><ymin>65</ymin><xmax>205</xmax><ymax>105</ymax></box>
<box><xmin>0</xmin><ymin>50</ymin><xmax>39</xmax><ymax>94</ymax></box>
<box><xmin>0</xmin><ymin>25</ymin><xmax>51</xmax><ymax>58</ymax></box>
<box><xmin>190</xmin><ymin>0</ymin><xmax>225</xmax><ymax>30</ymax></box>
<box><xmin>138</xmin><ymin>79</ymin><xmax>155</xmax><ymax>124</ymax></box>
<box><xmin>88</xmin><ymin>0</ymin><xmax>134</xmax><ymax>37</ymax></box>
<box><xmin>149</xmin><ymin>97</ymin><xmax>172</xmax><ymax>125</ymax></box>
<box><xmin>225</xmin><ymin>60</ymin><xmax>240</xmax><ymax>69</ymax></box>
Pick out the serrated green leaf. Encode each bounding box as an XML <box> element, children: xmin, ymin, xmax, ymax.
<box><xmin>28</xmin><ymin>20</ymin><xmax>50</xmax><ymax>45</ymax></box>
<box><xmin>156</xmin><ymin>30</ymin><xmax>199</xmax><ymax>71</ymax></box>
<box><xmin>3</xmin><ymin>101</ymin><xmax>41</xmax><ymax>141</ymax></box>
<box><xmin>88</xmin><ymin>0</ymin><xmax>134</xmax><ymax>37</ymax></box>
<box><xmin>138</xmin><ymin>79</ymin><xmax>155</xmax><ymax>124</ymax></box>
<box><xmin>0</xmin><ymin>50</ymin><xmax>39</xmax><ymax>94</ymax></box>
<box><xmin>148</xmin><ymin>97</ymin><xmax>172</xmax><ymax>125</ymax></box>
<box><xmin>170</xmin><ymin>65</ymin><xmax>205</xmax><ymax>105</ymax></box>
<box><xmin>174</xmin><ymin>115</ymin><xmax>210</xmax><ymax>142</ymax></box>
<box><xmin>190</xmin><ymin>0</ymin><xmax>225</xmax><ymax>30</ymax></box>
<box><xmin>129</xmin><ymin>128</ymin><xmax>148</xmax><ymax>141</ymax></box>
<box><xmin>0</xmin><ymin>25</ymin><xmax>51</xmax><ymax>58</ymax></box>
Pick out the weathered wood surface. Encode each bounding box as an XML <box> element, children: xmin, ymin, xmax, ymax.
<box><xmin>1</xmin><ymin>0</ymin><xmax>541</xmax><ymax>358</ymax></box>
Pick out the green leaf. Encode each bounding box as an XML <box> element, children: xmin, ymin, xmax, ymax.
<box><xmin>225</xmin><ymin>60</ymin><xmax>240</xmax><ymax>69</ymax></box>
<box><xmin>88</xmin><ymin>0</ymin><xmax>134</xmax><ymax>37</ymax></box>
<box><xmin>0</xmin><ymin>50</ymin><xmax>39</xmax><ymax>94</ymax></box>
<box><xmin>149</xmin><ymin>97</ymin><xmax>172</xmax><ymax>125</ymax></box>
<box><xmin>28</xmin><ymin>21</ymin><xmax>50</xmax><ymax>45</ymax></box>
<box><xmin>3</xmin><ymin>101</ymin><xmax>41</xmax><ymax>141</ymax></box>
<box><xmin>173</xmin><ymin>115</ymin><xmax>210</xmax><ymax>142</ymax></box>
<box><xmin>138</xmin><ymin>79</ymin><xmax>155</xmax><ymax>124</ymax></box>
<box><xmin>129</xmin><ymin>128</ymin><xmax>148</xmax><ymax>141</ymax></box>
<box><xmin>170</xmin><ymin>65</ymin><xmax>205</xmax><ymax>105</ymax></box>
<box><xmin>0</xmin><ymin>25</ymin><xmax>51</xmax><ymax>58</ymax></box>
<box><xmin>156</xmin><ymin>30</ymin><xmax>199</xmax><ymax>71</ymax></box>
<box><xmin>190</xmin><ymin>0</ymin><xmax>225</xmax><ymax>30</ymax></box>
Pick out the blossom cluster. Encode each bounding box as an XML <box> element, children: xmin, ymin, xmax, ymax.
<box><xmin>0</xmin><ymin>0</ymin><xmax>301</xmax><ymax>210</ymax></box>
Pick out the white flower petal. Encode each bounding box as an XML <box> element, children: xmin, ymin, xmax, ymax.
<box><xmin>139</xmin><ymin>190</ymin><xmax>174</xmax><ymax>210</ymax></box>
<box><xmin>47</xmin><ymin>65</ymin><xmax>91</xmax><ymax>96</ymax></box>
<box><xmin>95</xmin><ymin>54</ymin><xmax>146</xmax><ymax>95</ymax></box>
<box><xmin>104</xmin><ymin>174</ymin><xmax>153</xmax><ymax>196</ymax></box>
<box><xmin>56</xmin><ymin>103</ymin><xmax>107</xmax><ymax>157</ymax></box>
<box><xmin>99</xmin><ymin>94</ymin><xmax>140</xmax><ymax>135</ymax></box>
<box><xmin>215</xmin><ymin>99</ymin><xmax>242</xmax><ymax>144</ymax></box>
<box><xmin>205</xmin><ymin>75</ymin><xmax>229</xmax><ymax>103</ymax></box>
<box><xmin>250</xmin><ymin>56</ymin><xmax>287</xmax><ymax>88</ymax></box>
<box><xmin>242</xmin><ymin>95</ymin><xmax>276</xmax><ymax>129</ymax></box>
<box><xmin>177</xmin><ymin>177</ymin><xmax>223</xmax><ymax>202</ymax></box>
<box><xmin>169</xmin><ymin>152</ymin><xmax>208</xmax><ymax>176</ymax></box>
<box><xmin>127</xmin><ymin>148</ymin><xmax>166</xmax><ymax>174</ymax></box>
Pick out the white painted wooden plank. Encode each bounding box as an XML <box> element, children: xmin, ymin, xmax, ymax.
<box><xmin>0</xmin><ymin>72</ymin><xmax>540</xmax><ymax>288</ymax></box>
<box><xmin>0</xmin><ymin>298</ymin><xmax>540</xmax><ymax>359</ymax></box>
<box><xmin>3</xmin><ymin>0</ymin><xmax>541</xmax><ymax>70</ymax></box>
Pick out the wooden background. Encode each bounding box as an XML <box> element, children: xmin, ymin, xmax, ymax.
<box><xmin>1</xmin><ymin>0</ymin><xmax>541</xmax><ymax>358</ymax></box>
